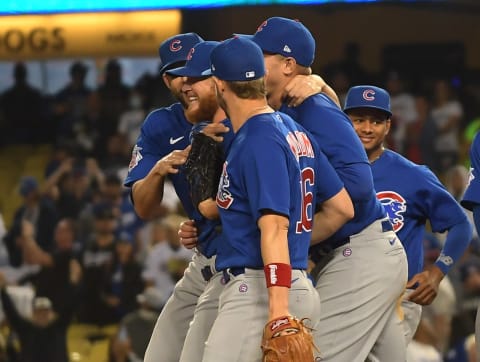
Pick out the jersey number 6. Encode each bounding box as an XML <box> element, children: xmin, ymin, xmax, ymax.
<box><xmin>296</xmin><ymin>167</ymin><xmax>314</xmax><ymax>233</ymax></box>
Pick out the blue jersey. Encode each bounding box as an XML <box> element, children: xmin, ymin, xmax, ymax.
<box><xmin>123</xmin><ymin>102</ymin><xmax>222</xmax><ymax>257</ymax></box>
<box><xmin>462</xmin><ymin>133</ymin><xmax>480</xmax><ymax>210</ymax></box>
<box><xmin>281</xmin><ymin>94</ymin><xmax>385</xmax><ymax>245</ymax></box>
<box><xmin>215</xmin><ymin>111</ymin><xmax>343</xmax><ymax>270</ymax></box>
<box><xmin>373</xmin><ymin>149</ymin><xmax>468</xmax><ymax>279</ymax></box>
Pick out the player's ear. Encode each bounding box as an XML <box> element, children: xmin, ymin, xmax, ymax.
<box><xmin>162</xmin><ymin>73</ymin><xmax>172</xmax><ymax>89</ymax></box>
<box><xmin>283</xmin><ymin>57</ymin><xmax>296</xmax><ymax>76</ymax></box>
<box><xmin>219</xmin><ymin>79</ymin><xmax>227</xmax><ymax>93</ymax></box>
<box><xmin>385</xmin><ymin>119</ymin><xmax>391</xmax><ymax>135</ymax></box>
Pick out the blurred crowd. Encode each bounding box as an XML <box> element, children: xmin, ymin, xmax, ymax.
<box><xmin>0</xmin><ymin>42</ymin><xmax>479</xmax><ymax>361</ymax></box>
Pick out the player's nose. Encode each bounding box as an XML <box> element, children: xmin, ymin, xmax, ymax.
<box><xmin>181</xmin><ymin>81</ymin><xmax>192</xmax><ymax>94</ymax></box>
<box><xmin>359</xmin><ymin>123</ymin><xmax>372</xmax><ymax>133</ymax></box>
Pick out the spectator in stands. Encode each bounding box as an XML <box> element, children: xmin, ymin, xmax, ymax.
<box><xmin>117</xmin><ymin>87</ymin><xmax>147</xmax><ymax>149</ymax></box>
<box><xmin>42</xmin><ymin>156</ymin><xmax>104</xmax><ymax>220</ymax></box>
<box><xmin>445</xmin><ymin>164</ymin><xmax>471</xmax><ymax>202</ymax></box>
<box><xmin>407</xmin><ymin>319</ymin><xmax>443</xmax><ymax>362</ymax></box>
<box><xmin>53</xmin><ymin>61</ymin><xmax>92</xmax><ymax>146</ymax></box>
<box><xmin>98</xmin><ymin>232</ymin><xmax>143</xmax><ymax>325</ymax></box>
<box><xmin>3</xmin><ymin>176</ymin><xmax>58</xmax><ymax>266</ymax></box>
<box><xmin>458</xmin><ymin>259</ymin><xmax>480</xmax><ymax>326</ymax></box>
<box><xmin>0</xmin><ymin>62</ymin><xmax>49</xmax><ymax>145</ymax></box>
<box><xmin>110</xmin><ymin>286</ymin><xmax>163</xmax><ymax>362</ymax></box>
<box><xmin>142</xmin><ymin>214</ymin><xmax>194</xmax><ymax>306</ymax></box>
<box><xmin>44</xmin><ymin>142</ymin><xmax>76</xmax><ymax>179</ymax></box>
<box><xmin>76</xmin><ymin>172</ymin><xmax>143</xmax><ymax>246</ymax></box>
<box><xmin>421</xmin><ymin>233</ymin><xmax>458</xmax><ymax>355</ymax></box>
<box><xmin>21</xmin><ymin>218</ymin><xmax>82</xmax><ymax>311</ymax></box>
<box><xmin>97</xmin><ymin>132</ymin><xmax>131</xmax><ymax>178</ymax></box>
<box><xmin>446</xmin><ymin>258</ymin><xmax>480</xmax><ymax>362</ymax></box>
<box><xmin>138</xmin><ymin>66</ymin><xmax>172</xmax><ymax>109</ymax></box>
<box><xmin>76</xmin><ymin>203</ymin><xmax>117</xmax><ymax>325</ymax></box>
<box><xmin>0</xmin><ymin>266</ymin><xmax>80</xmax><ymax>362</ymax></box>
<box><xmin>431</xmin><ymin>78</ymin><xmax>464</xmax><ymax>176</ymax></box>
<box><xmin>404</xmin><ymin>94</ymin><xmax>437</xmax><ymax>167</ymax></box>
<box><xmin>94</xmin><ymin>59</ymin><xmax>130</xmax><ymax>154</ymax></box>
<box><xmin>324</xmin><ymin>42</ymin><xmax>368</xmax><ymax>86</ymax></box>
<box><xmin>0</xmin><ymin>212</ymin><xmax>8</xmax><ymax>267</ymax></box>
<box><xmin>385</xmin><ymin>70</ymin><xmax>418</xmax><ymax>154</ymax></box>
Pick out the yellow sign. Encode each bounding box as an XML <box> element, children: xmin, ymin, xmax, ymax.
<box><xmin>0</xmin><ymin>10</ymin><xmax>181</xmax><ymax>60</ymax></box>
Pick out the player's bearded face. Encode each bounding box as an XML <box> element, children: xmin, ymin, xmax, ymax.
<box><xmin>183</xmin><ymin>77</ymin><xmax>219</xmax><ymax>124</ymax></box>
<box><xmin>348</xmin><ymin>109</ymin><xmax>391</xmax><ymax>157</ymax></box>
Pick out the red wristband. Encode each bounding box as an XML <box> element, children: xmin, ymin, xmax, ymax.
<box><xmin>264</xmin><ymin>263</ymin><xmax>292</xmax><ymax>288</ymax></box>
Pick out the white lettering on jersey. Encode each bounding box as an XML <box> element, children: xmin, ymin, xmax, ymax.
<box><xmin>216</xmin><ymin>162</ymin><xmax>234</xmax><ymax>209</ymax></box>
<box><xmin>286</xmin><ymin>131</ymin><xmax>314</xmax><ymax>161</ymax></box>
<box><xmin>128</xmin><ymin>145</ymin><xmax>143</xmax><ymax>171</ymax></box>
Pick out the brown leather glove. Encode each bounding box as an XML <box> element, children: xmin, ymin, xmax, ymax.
<box><xmin>261</xmin><ymin>316</ymin><xmax>317</xmax><ymax>362</ymax></box>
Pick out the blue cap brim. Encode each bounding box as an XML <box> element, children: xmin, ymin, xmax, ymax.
<box><xmin>160</xmin><ymin>60</ymin><xmax>187</xmax><ymax>75</ymax></box>
<box><xmin>201</xmin><ymin>69</ymin><xmax>213</xmax><ymax>76</ymax></box>
<box><xmin>344</xmin><ymin>105</ymin><xmax>392</xmax><ymax>118</ymax></box>
<box><xmin>167</xmin><ymin>66</ymin><xmax>210</xmax><ymax>77</ymax></box>
<box><xmin>233</xmin><ymin>33</ymin><xmax>254</xmax><ymax>40</ymax></box>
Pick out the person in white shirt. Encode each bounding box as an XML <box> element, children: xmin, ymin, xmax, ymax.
<box><xmin>142</xmin><ymin>214</ymin><xmax>194</xmax><ymax>306</ymax></box>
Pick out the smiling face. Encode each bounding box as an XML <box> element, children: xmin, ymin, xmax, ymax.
<box><xmin>181</xmin><ymin>76</ymin><xmax>219</xmax><ymax>124</ymax></box>
<box><xmin>346</xmin><ymin>107</ymin><xmax>391</xmax><ymax>162</ymax></box>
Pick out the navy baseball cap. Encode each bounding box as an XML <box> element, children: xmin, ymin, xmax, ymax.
<box><xmin>19</xmin><ymin>176</ymin><xmax>39</xmax><ymax>197</ymax></box>
<box><xmin>203</xmin><ymin>37</ymin><xmax>265</xmax><ymax>81</ymax></box>
<box><xmin>158</xmin><ymin>32</ymin><xmax>204</xmax><ymax>74</ymax></box>
<box><xmin>344</xmin><ymin>85</ymin><xmax>393</xmax><ymax>117</ymax></box>
<box><xmin>168</xmin><ymin>41</ymin><xmax>220</xmax><ymax>77</ymax></box>
<box><xmin>246</xmin><ymin>17</ymin><xmax>315</xmax><ymax>67</ymax></box>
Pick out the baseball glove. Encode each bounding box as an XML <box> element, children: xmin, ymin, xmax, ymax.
<box><xmin>261</xmin><ymin>316</ymin><xmax>317</xmax><ymax>362</ymax></box>
<box><xmin>183</xmin><ymin>132</ymin><xmax>224</xmax><ymax>208</ymax></box>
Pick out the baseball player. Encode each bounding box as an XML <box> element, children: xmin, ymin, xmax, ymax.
<box><xmin>198</xmin><ymin>36</ymin><xmax>351</xmax><ymax>362</ymax></box>
<box><xmin>244</xmin><ymin>17</ymin><xmax>409</xmax><ymax>361</ymax></box>
<box><xmin>124</xmin><ymin>33</ymin><xmax>223</xmax><ymax>362</ymax></box>
<box><xmin>344</xmin><ymin>85</ymin><xmax>473</xmax><ymax>345</ymax></box>
<box><xmin>164</xmin><ymin>40</ymin><xmax>229</xmax><ymax>362</ymax></box>
<box><xmin>460</xmin><ymin>131</ymin><xmax>480</xmax><ymax>361</ymax></box>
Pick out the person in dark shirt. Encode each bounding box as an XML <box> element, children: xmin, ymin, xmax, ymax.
<box><xmin>0</xmin><ymin>269</ymin><xmax>80</xmax><ymax>362</ymax></box>
<box><xmin>0</xmin><ymin>62</ymin><xmax>49</xmax><ymax>145</ymax></box>
<box><xmin>21</xmin><ymin>217</ymin><xmax>82</xmax><ymax>311</ymax></box>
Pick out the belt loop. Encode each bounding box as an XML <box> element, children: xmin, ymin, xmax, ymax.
<box><xmin>201</xmin><ymin>266</ymin><xmax>214</xmax><ymax>282</ymax></box>
<box><xmin>222</xmin><ymin>269</ymin><xmax>231</xmax><ymax>284</ymax></box>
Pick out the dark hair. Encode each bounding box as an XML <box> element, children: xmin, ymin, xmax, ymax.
<box><xmin>14</xmin><ymin>62</ymin><xmax>27</xmax><ymax>82</ymax></box>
